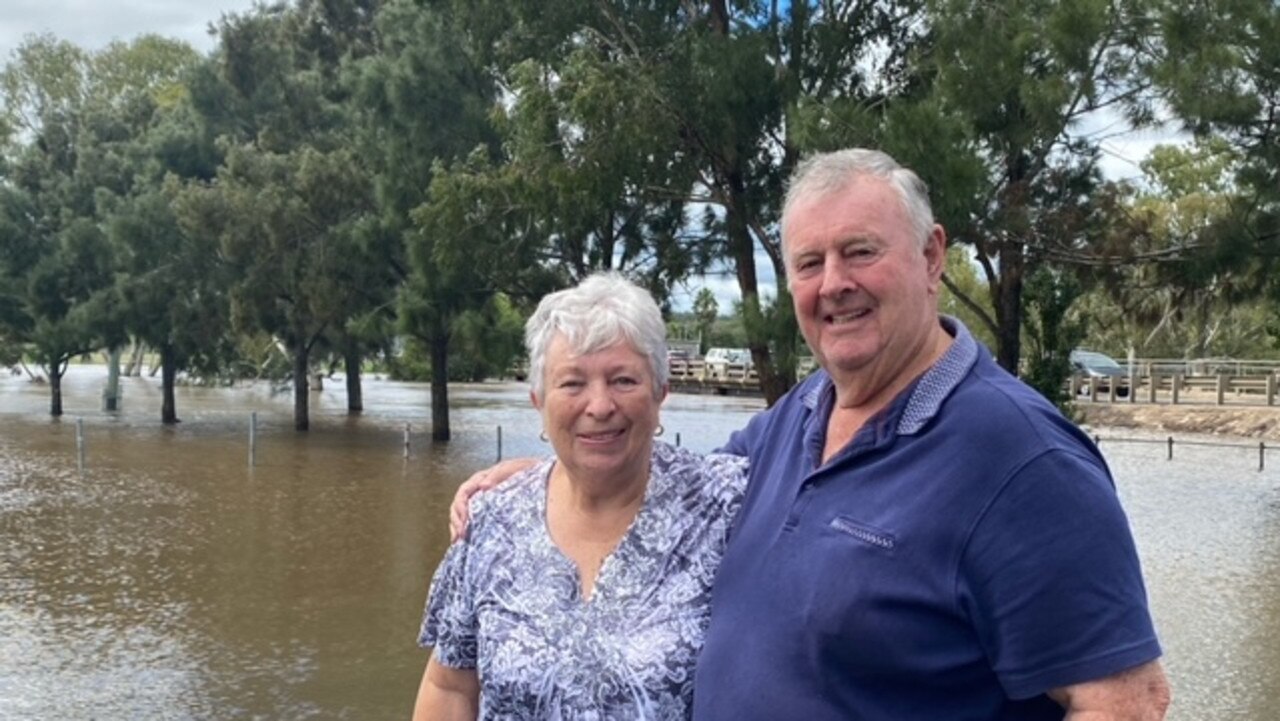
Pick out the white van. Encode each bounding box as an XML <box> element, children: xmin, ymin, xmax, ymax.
<box><xmin>704</xmin><ymin>347</ymin><xmax>752</xmax><ymax>380</ymax></box>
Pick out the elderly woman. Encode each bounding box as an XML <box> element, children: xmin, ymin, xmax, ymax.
<box><xmin>411</xmin><ymin>272</ymin><xmax>748</xmax><ymax>720</ymax></box>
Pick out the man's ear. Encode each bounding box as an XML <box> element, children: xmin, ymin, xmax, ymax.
<box><xmin>924</xmin><ymin>224</ymin><xmax>947</xmax><ymax>288</ymax></box>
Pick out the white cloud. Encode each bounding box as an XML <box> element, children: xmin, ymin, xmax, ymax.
<box><xmin>1071</xmin><ymin>105</ymin><xmax>1191</xmax><ymax>186</ymax></box>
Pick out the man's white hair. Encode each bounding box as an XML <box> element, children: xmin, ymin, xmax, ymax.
<box><xmin>782</xmin><ymin>148</ymin><xmax>935</xmax><ymax>249</ymax></box>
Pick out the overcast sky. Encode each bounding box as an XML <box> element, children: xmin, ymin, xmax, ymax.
<box><xmin>0</xmin><ymin>0</ymin><xmax>260</xmax><ymax>61</ymax></box>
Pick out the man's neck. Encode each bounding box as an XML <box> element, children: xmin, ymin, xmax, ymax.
<box><xmin>822</xmin><ymin>326</ymin><xmax>953</xmax><ymax>462</ymax></box>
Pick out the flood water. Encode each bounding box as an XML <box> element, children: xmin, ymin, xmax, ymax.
<box><xmin>1</xmin><ymin>365</ymin><xmax>1278</xmax><ymax>720</ymax></box>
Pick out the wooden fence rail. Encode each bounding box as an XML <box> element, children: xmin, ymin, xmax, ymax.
<box><xmin>1070</xmin><ymin>371</ymin><xmax>1279</xmax><ymax>407</ymax></box>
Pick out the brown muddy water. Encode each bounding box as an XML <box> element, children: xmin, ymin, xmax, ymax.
<box><xmin>1</xmin><ymin>365</ymin><xmax>1278</xmax><ymax>720</ymax></box>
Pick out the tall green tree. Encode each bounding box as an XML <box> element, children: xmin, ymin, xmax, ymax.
<box><xmin>351</xmin><ymin>0</ymin><xmax>499</xmax><ymax>440</ymax></box>
<box><xmin>0</xmin><ymin>35</ymin><xmax>127</xmax><ymax>414</ymax></box>
<box><xmin>114</xmin><ymin>176</ymin><xmax>232</xmax><ymax>423</ymax></box>
<box><xmin>184</xmin><ymin>1</ymin><xmax>381</xmax><ymax>430</ymax></box>
<box><xmin>83</xmin><ymin>37</ymin><xmax>223</xmax><ymax>424</ymax></box>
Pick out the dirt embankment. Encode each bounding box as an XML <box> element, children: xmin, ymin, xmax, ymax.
<box><xmin>1074</xmin><ymin>402</ymin><xmax>1280</xmax><ymax>440</ymax></box>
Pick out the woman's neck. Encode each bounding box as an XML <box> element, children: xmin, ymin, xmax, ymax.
<box><xmin>546</xmin><ymin>454</ymin><xmax>652</xmax><ymax>600</ymax></box>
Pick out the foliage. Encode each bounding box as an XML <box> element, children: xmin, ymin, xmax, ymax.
<box><xmin>7</xmin><ymin>0</ymin><xmax>1280</xmax><ymax>435</ymax></box>
<box><xmin>940</xmin><ymin>0</ymin><xmax>1156</xmax><ymax>373</ymax></box>
<box><xmin>1154</xmin><ymin>0</ymin><xmax>1280</xmax><ymax>302</ymax></box>
<box><xmin>445</xmin><ymin>294</ymin><xmax>527</xmax><ymax>382</ymax></box>
<box><xmin>691</xmin><ymin>287</ymin><xmax>719</xmax><ymax>355</ymax></box>
<box><xmin>0</xmin><ymin>35</ymin><xmax>152</xmax><ymax>414</ymax></box>
<box><xmin>939</xmin><ymin>246</ymin><xmax>998</xmax><ymax>353</ymax></box>
<box><xmin>809</xmin><ymin>0</ymin><xmax>1156</xmax><ymax>375</ymax></box>
<box><xmin>390</xmin><ymin>293</ymin><xmax>527</xmax><ymax>383</ymax></box>
<box><xmin>1021</xmin><ymin>266</ymin><xmax>1086</xmax><ymax>413</ymax></box>
<box><xmin>431</xmin><ymin>0</ymin><xmax>932</xmax><ymax>404</ymax></box>
<box><xmin>1076</xmin><ymin>139</ymin><xmax>1280</xmax><ymax>359</ymax></box>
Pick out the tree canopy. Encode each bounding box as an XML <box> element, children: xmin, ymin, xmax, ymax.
<box><xmin>4</xmin><ymin>0</ymin><xmax>1279</xmax><ymax>433</ymax></box>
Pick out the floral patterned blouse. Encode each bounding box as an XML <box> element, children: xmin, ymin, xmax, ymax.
<box><xmin>419</xmin><ymin>441</ymin><xmax>749</xmax><ymax>720</ymax></box>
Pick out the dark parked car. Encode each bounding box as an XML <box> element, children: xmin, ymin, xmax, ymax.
<box><xmin>1070</xmin><ymin>350</ymin><xmax>1129</xmax><ymax>397</ymax></box>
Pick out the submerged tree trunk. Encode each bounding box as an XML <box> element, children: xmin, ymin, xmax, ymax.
<box><xmin>430</xmin><ymin>324</ymin><xmax>450</xmax><ymax>442</ymax></box>
<box><xmin>104</xmin><ymin>347</ymin><xmax>122</xmax><ymax>412</ymax></box>
<box><xmin>161</xmin><ymin>344</ymin><xmax>179</xmax><ymax>425</ymax></box>
<box><xmin>345</xmin><ymin>348</ymin><xmax>363</xmax><ymax>414</ymax></box>
<box><xmin>49</xmin><ymin>363</ymin><xmax>63</xmax><ymax>417</ymax></box>
<box><xmin>124</xmin><ymin>341</ymin><xmax>145</xmax><ymax>376</ymax></box>
<box><xmin>293</xmin><ymin>344</ymin><xmax>310</xmax><ymax>431</ymax></box>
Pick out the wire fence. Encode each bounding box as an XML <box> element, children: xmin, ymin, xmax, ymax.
<box><xmin>7</xmin><ymin>410</ymin><xmax>700</xmax><ymax>474</ymax></box>
<box><xmin>1091</xmin><ymin>433</ymin><xmax>1276</xmax><ymax>471</ymax></box>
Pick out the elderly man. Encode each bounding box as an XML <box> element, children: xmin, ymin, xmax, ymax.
<box><xmin>688</xmin><ymin>148</ymin><xmax>1168</xmax><ymax>720</ymax></box>
<box><xmin>449</xmin><ymin>148</ymin><xmax>1169</xmax><ymax>720</ymax></box>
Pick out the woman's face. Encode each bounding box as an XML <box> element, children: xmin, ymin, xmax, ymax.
<box><xmin>534</xmin><ymin>334</ymin><xmax>664</xmax><ymax>483</ymax></box>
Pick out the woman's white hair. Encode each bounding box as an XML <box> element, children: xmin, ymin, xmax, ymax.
<box><xmin>525</xmin><ymin>272</ymin><xmax>669</xmax><ymax>401</ymax></box>
<box><xmin>782</xmin><ymin>148</ymin><xmax>935</xmax><ymax>248</ymax></box>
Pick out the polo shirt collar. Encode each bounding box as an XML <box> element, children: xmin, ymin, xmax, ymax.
<box><xmin>800</xmin><ymin>315</ymin><xmax>979</xmax><ymax>438</ymax></box>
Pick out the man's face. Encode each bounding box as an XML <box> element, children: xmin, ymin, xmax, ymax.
<box><xmin>783</xmin><ymin>176</ymin><xmax>945</xmax><ymax>385</ymax></box>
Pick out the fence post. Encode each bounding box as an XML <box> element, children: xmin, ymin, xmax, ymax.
<box><xmin>675</xmin><ymin>432</ymin><xmax>681</xmax><ymax>448</ymax></box>
<box><xmin>1167</xmin><ymin>436</ymin><xmax>1174</xmax><ymax>461</ymax></box>
<box><xmin>1127</xmin><ymin>368</ymin><xmax>1137</xmax><ymax>404</ymax></box>
<box><xmin>1260</xmin><ymin>442</ymin><xmax>1266</xmax><ymax>472</ymax></box>
<box><xmin>1216</xmin><ymin>373</ymin><xmax>1227</xmax><ymax>405</ymax></box>
<box><xmin>1171</xmin><ymin>374</ymin><xmax>1182</xmax><ymax>405</ymax></box>
<box><xmin>1268</xmin><ymin>374</ymin><xmax>1277</xmax><ymax>407</ymax></box>
<box><xmin>404</xmin><ymin>423</ymin><xmax>411</xmax><ymax>459</ymax></box>
<box><xmin>248</xmin><ymin>411</ymin><xmax>257</xmax><ymax>467</ymax></box>
<box><xmin>1148</xmin><ymin>372</ymin><xmax>1159</xmax><ymax>404</ymax></box>
<box><xmin>496</xmin><ymin>425</ymin><xmax>503</xmax><ymax>462</ymax></box>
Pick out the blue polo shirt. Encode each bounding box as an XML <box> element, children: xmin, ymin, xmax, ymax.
<box><xmin>693</xmin><ymin>318</ymin><xmax>1161</xmax><ymax>720</ymax></box>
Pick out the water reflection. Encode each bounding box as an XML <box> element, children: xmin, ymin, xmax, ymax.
<box><xmin>0</xmin><ymin>366</ymin><xmax>762</xmax><ymax>719</ymax></box>
<box><xmin>2</xmin><ymin>366</ymin><xmax>1278</xmax><ymax>719</ymax></box>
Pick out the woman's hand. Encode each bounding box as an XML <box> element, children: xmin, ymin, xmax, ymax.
<box><xmin>449</xmin><ymin>458</ymin><xmax>539</xmax><ymax>541</ymax></box>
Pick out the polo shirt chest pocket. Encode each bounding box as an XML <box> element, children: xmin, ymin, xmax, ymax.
<box><xmin>788</xmin><ymin>513</ymin><xmax>918</xmax><ymax>662</ymax></box>
<box><xmin>828</xmin><ymin>515</ymin><xmax>897</xmax><ymax>552</ymax></box>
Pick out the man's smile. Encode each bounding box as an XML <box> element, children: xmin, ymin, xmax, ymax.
<box><xmin>825</xmin><ymin>308</ymin><xmax>873</xmax><ymax>325</ymax></box>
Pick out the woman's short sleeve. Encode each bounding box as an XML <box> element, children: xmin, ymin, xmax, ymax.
<box><xmin>418</xmin><ymin>516</ymin><xmax>480</xmax><ymax>668</ymax></box>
